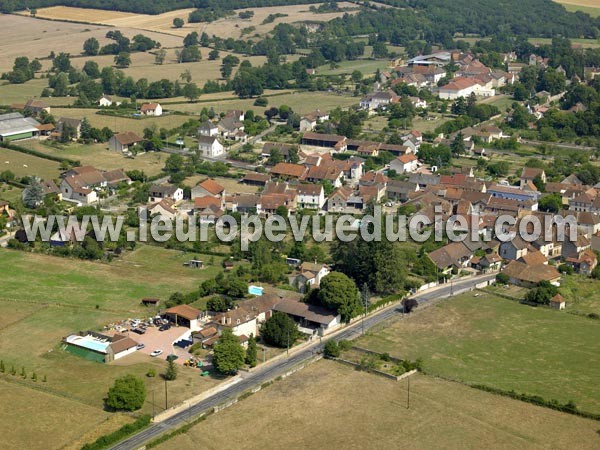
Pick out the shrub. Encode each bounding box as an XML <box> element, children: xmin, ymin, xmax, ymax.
<box><xmin>146</xmin><ymin>369</ymin><xmax>156</xmax><ymax>378</ymax></box>
<box><xmin>323</xmin><ymin>340</ymin><xmax>340</xmax><ymax>358</ymax></box>
<box><xmin>338</xmin><ymin>340</ymin><xmax>352</xmax><ymax>352</ymax></box>
<box><xmin>253</xmin><ymin>97</ymin><xmax>268</xmax><ymax>107</ymax></box>
<box><xmin>495</xmin><ymin>273</ymin><xmax>510</xmax><ymax>285</ymax></box>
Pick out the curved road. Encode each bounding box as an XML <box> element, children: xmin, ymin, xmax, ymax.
<box><xmin>110</xmin><ymin>273</ymin><xmax>496</xmax><ymax>450</ymax></box>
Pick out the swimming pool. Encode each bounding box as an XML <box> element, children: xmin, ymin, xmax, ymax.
<box><xmin>248</xmin><ymin>285</ymin><xmax>264</xmax><ymax>296</ymax></box>
<box><xmin>65</xmin><ymin>335</ymin><xmax>110</xmax><ymax>353</ymax></box>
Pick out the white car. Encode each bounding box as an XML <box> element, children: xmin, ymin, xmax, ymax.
<box><xmin>150</xmin><ymin>349</ymin><xmax>163</xmax><ymax>357</ymax></box>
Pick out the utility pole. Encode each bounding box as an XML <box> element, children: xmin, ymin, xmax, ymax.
<box><xmin>287</xmin><ymin>328</ymin><xmax>290</xmax><ymax>357</ymax></box>
<box><xmin>164</xmin><ymin>379</ymin><xmax>168</xmax><ymax>410</ymax></box>
<box><xmin>407</xmin><ymin>376</ymin><xmax>410</xmax><ymax>409</ymax></box>
<box><xmin>362</xmin><ymin>283</ymin><xmax>369</xmax><ymax>335</ymax></box>
<box><xmin>263</xmin><ymin>347</ymin><xmax>266</xmax><ymax>364</ymax></box>
<box><xmin>152</xmin><ymin>389</ymin><xmax>155</xmax><ymax>420</ymax></box>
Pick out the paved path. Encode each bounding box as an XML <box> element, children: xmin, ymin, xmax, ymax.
<box><xmin>110</xmin><ymin>273</ymin><xmax>496</xmax><ymax>450</ymax></box>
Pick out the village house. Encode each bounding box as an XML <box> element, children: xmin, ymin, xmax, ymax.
<box><xmin>520</xmin><ymin>167</ymin><xmax>546</xmax><ymax>188</ymax></box>
<box><xmin>198</xmin><ymin>135</ymin><xmax>224</xmax><ymax>157</ymax></box>
<box><xmin>304</xmin><ymin>164</ymin><xmax>344</xmax><ymax>188</ymax></box>
<box><xmin>163</xmin><ymin>304</ymin><xmax>202</xmax><ymax>331</ymax></box>
<box><xmin>60</xmin><ymin>166</ymin><xmax>130</xmax><ymax>205</ymax></box>
<box><xmin>148</xmin><ymin>184</ymin><xmax>184</xmax><ymax>203</ymax></box>
<box><xmin>56</xmin><ymin>117</ymin><xmax>82</xmax><ymax>140</ymax></box>
<box><xmin>214</xmin><ymin>294</ymin><xmax>280</xmax><ymax>338</ymax></box>
<box><xmin>550</xmin><ymin>294</ymin><xmax>566</xmax><ymax>310</ymax></box>
<box><xmin>217</xmin><ymin>111</ymin><xmax>246</xmax><ymax>141</ymax></box>
<box><xmin>143</xmin><ymin>198</ymin><xmax>178</xmax><ymax>221</ymax></box>
<box><xmin>359</xmin><ymin>90</ymin><xmax>400</xmax><ymax>111</ymax></box>
<box><xmin>501</xmin><ymin>260</ymin><xmax>561</xmax><ymax>288</ymax></box>
<box><xmin>197</xmin><ymin>120</ymin><xmax>219</xmax><ymax>137</ymax></box>
<box><xmin>108</xmin><ymin>131</ymin><xmax>143</xmax><ymax>152</ymax></box>
<box><xmin>327</xmin><ymin>185</ymin><xmax>362</xmax><ymax>213</ymax></box>
<box><xmin>192</xmin><ymin>178</ymin><xmax>225</xmax><ymax>199</ymax></box>
<box><xmin>273</xmin><ymin>298</ymin><xmax>340</xmax><ymax>336</ymax></box>
<box><xmin>385</xmin><ymin>180</ymin><xmax>419</xmax><ymax>202</ymax></box>
<box><xmin>140</xmin><ymin>103</ymin><xmax>162</xmax><ymax>116</ymax></box>
<box><xmin>24</xmin><ymin>99</ymin><xmax>50</xmax><ymax>115</ymax></box>
<box><xmin>98</xmin><ymin>95</ymin><xmax>114</xmax><ymax>107</ymax></box>
<box><xmin>262</xmin><ymin>142</ymin><xmax>298</xmax><ymax>163</ymax></box>
<box><xmin>296</xmin><ymin>184</ymin><xmax>325</xmax><ymax>210</ymax></box>
<box><xmin>427</xmin><ymin>242</ymin><xmax>474</xmax><ymax>273</ymax></box>
<box><xmin>299</xmin><ymin>110</ymin><xmax>329</xmax><ymax>132</ymax></box>
<box><xmin>389</xmin><ymin>154</ymin><xmax>419</xmax><ymax>174</ymax></box>
<box><xmin>294</xmin><ymin>262</ymin><xmax>330</xmax><ymax>292</ymax></box>
<box><xmin>437</xmin><ymin>77</ymin><xmax>495</xmax><ymax>100</ymax></box>
<box><xmin>241</xmin><ymin>172</ymin><xmax>271</xmax><ymax>186</ymax></box>
<box><xmin>565</xmin><ymin>248</ymin><xmax>597</xmax><ymax>276</ymax></box>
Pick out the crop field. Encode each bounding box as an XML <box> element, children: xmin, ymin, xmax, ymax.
<box><xmin>28</xmin><ymin>140</ymin><xmax>167</xmax><ymax>176</ymax></box>
<box><xmin>357</xmin><ymin>292</ymin><xmax>600</xmax><ymax>413</ymax></box>
<box><xmin>0</xmin><ymin>14</ymin><xmax>181</xmax><ymax>73</ymax></box>
<box><xmin>554</xmin><ymin>0</ymin><xmax>600</xmax><ymax>17</ymax></box>
<box><xmin>0</xmin><ymin>146</ymin><xmax>62</xmax><ymax>180</ymax></box>
<box><xmin>155</xmin><ymin>360</ymin><xmax>600</xmax><ymax>450</ymax></box>
<box><xmin>28</xmin><ymin>4</ymin><xmax>358</xmax><ymax>40</ymax></box>
<box><xmin>316</xmin><ymin>58</ymin><xmax>391</xmax><ymax>76</ymax></box>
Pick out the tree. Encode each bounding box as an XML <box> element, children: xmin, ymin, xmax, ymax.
<box><xmin>83</xmin><ymin>37</ymin><xmax>100</xmax><ymax>56</ymax></box>
<box><xmin>496</xmin><ymin>273</ymin><xmax>510</xmax><ymax>285</ymax></box>
<box><xmin>206</xmin><ymin>295</ymin><xmax>234</xmax><ymax>312</ymax></box>
<box><xmin>22</xmin><ymin>181</ymin><xmax>44</xmax><ymax>208</ymax></box>
<box><xmin>402</xmin><ymin>298</ymin><xmax>418</xmax><ymax>313</ymax></box>
<box><xmin>105</xmin><ymin>374</ymin><xmax>146</xmax><ymax>411</ymax></box>
<box><xmin>208</xmin><ymin>49</ymin><xmax>220</xmax><ymax>60</ymax></box>
<box><xmin>213</xmin><ymin>329</ymin><xmax>245</xmax><ymax>375</ymax></box>
<box><xmin>183</xmin><ymin>32</ymin><xmax>199</xmax><ymax>47</ymax></box>
<box><xmin>538</xmin><ymin>193</ymin><xmax>562</xmax><ymax>213</ymax></box>
<box><xmin>451</xmin><ymin>132</ymin><xmax>466</xmax><ymax>155</ymax></box>
<box><xmin>314</xmin><ymin>272</ymin><xmax>361</xmax><ymax>322</ymax></box>
<box><xmin>245</xmin><ymin>334</ymin><xmax>257</xmax><ymax>367</ymax></box>
<box><xmin>179</xmin><ymin>46</ymin><xmax>201</xmax><ymax>63</ymax></box>
<box><xmin>232</xmin><ymin>70</ymin><xmax>264</xmax><ymax>98</ymax></box>
<box><xmin>261</xmin><ymin>312</ymin><xmax>299</xmax><ymax>348</ymax></box>
<box><xmin>114</xmin><ymin>52</ymin><xmax>131</xmax><ymax>68</ymax></box>
<box><xmin>164</xmin><ymin>359</ymin><xmax>178</xmax><ymax>381</ymax></box>
<box><xmin>351</xmin><ymin>70</ymin><xmax>363</xmax><ymax>83</ymax></box>
<box><xmin>83</xmin><ymin>60</ymin><xmax>100</xmax><ymax>78</ymax></box>
<box><xmin>52</xmin><ymin>52</ymin><xmax>71</xmax><ymax>73</ymax></box>
<box><xmin>323</xmin><ymin>340</ymin><xmax>340</xmax><ymax>358</ymax></box>
<box><xmin>173</xmin><ymin>17</ymin><xmax>185</xmax><ymax>28</ymax></box>
<box><xmin>182</xmin><ymin>82</ymin><xmax>199</xmax><ymax>102</ymax></box>
<box><xmin>154</xmin><ymin>49</ymin><xmax>167</xmax><ymax>65</ymax></box>
<box><xmin>267</xmin><ymin>148</ymin><xmax>283</xmax><ymax>166</ymax></box>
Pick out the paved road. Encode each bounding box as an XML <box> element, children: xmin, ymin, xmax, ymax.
<box><xmin>110</xmin><ymin>273</ymin><xmax>496</xmax><ymax>450</ymax></box>
<box><xmin>520</xmin><ymin>139</ymin><xmax>595</xmax><ymax>152</ymax></box>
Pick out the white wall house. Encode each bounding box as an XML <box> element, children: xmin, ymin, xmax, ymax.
<box><xmin>198</xmin><ymin>136</ymin><xmax>224</xmax><ymax>157</ymax></box>
<box><xmin>140</xmin><ymin>103</ymin><xmax>162</xmax><ymax>116</ymax></box>
<box><xmin>390</xmin><ymin>154</ymin><xmax>419</xmax><ymax>174</ymax></box>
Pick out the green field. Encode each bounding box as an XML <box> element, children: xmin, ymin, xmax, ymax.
<box><xmin>529</xmin><ymin>36</ymin><xmax>600</xmax><ymax>47</ymax></box>
<box><xmin>0</xmin><ymin>146</ymin><xmax>62</xmax><ymax>180</ymax></box>
<box><xmin>0</xmin><ymin>245</ymin><xmax>222</xmax><ymax>310</ymax></box>
<box><xmin>0</xmin><ymin>183</ymin><xmax>23</xmax><ymax>204</ymax></box>
<box><xmin>156</xmin><ymin>360</ymin><xmax>600</xmax><ymax>450</ymax></box>
<box><xmin>357</xmin><ymin>292</ymin><xmax>600</xmax><ymax>413</ymax></box>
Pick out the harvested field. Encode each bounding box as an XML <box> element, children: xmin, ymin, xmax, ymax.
<box><xmin>0</xmin><ymin>14</ymin><xmax>182</xmax><ymax>73</ymax></box>
<box><xmin>155</xmin><ymin>360</ymin><xmax>600</xmax><ymax>450</ymax></box>
<box><xmin>28</xmin><ymin>140</ymin><xmax>167</xmax><ymax>176</ymax></box>
<box><xmin>554</xmin><ymin>0</ymin><xmax>600</xmax><ymax>16</ymax></box>
<box><xmin>27</xmin><ymin>4</ymin><xmax>358</xmax><ymax>39</ymax></box>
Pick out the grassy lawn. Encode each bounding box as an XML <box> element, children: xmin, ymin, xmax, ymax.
<box><xmin>155</xmin><ymin>360</ymin><xmax>600</xmax><ymax>450</ymax></box>
<box><xmin>357</xmin><ymin>292</ymin><xmax>600</xmax><ymax>413</ymax></box>
<box><xmin>28</xmin><ymin>140</ymin><xmax>167</xmax><ymax>176</ymax></box>
<box><xmin>0</xmin><ymin>146</ymin><xmax>62</xmax><ymax>180</ymax></box>
<box><xmin>0</xmin><ymin>245</ymin><xmax>223</xmax><ymax>311</ymax></box>
<box><xmin>0</xmin><ymin>183</ymin><xmax>23</xmax><ymax>204</ymax></box>
<box><xmin>559</xmin><ymin>275</ymin><xmax>600</xmax><ymax>316</ymax></box>
<box><xmin>478</xmin><ymin>94</ymin><xmax>515</xmax><ymax>111</ymax></box>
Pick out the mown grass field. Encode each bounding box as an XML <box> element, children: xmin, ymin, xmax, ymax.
<box><xmin>155</xmin><ymin>360</ymin><xmax>600</xmax><ymax>450</ymax></box>
<box><xmin>0</xmin><ymin>245</ymin><xmax>222</xmax><ymax>310</ymax></box>
<box><xmin>357</xmin><ymin>292</ymin><xmax>600</xmax><ymax>414</ymax></box>
<box><xmin>28</xmin><ymin>140</ymin><xmax>167</xmax><ymax>176</ymax></box>
<box><xmin>0</xmin><ymin>146</ymin><xmax>62</xmax><ymax>180</ymax></box>
<box><xmin>0</xmin><ymin>183</ymin><xmax>22</xmax><ymax>204</ymax></box>
<box><xmin>316</xmin><ymin>59</ymin><xmax>391</xmax><ymax>76</ymax></box>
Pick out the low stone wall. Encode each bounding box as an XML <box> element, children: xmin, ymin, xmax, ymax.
<box><xmin>333</xmin><ymin>357</ymin><xmax>415</xmax><ymax>382</ymax></box>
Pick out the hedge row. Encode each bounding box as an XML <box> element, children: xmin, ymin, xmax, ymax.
<box><xmin>1</xmin><ymin>142</ymin><xmax>80</xmax><ymax>166</ymax></box>
<box><xmin>471</xmin><ymin>384</ymin><xmax>600</xmax><ymax>421</ymax></box>
<box><xmin>146</xmin><ymin>415</ymin><xmax>208</xmax><ymax>449</ymax></box>
<box><xmin>80</xmin><ymin>414</ymin><xmax>152</xmax><ymax>450</ymax></box>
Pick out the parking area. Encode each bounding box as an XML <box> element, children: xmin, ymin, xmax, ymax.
<box><xmin>133</xmin><ymin>326</ymin><xmax>192</xmax><ymax>363</ymax></box>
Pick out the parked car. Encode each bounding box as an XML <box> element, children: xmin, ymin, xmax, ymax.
<box><xmin>132</xmin><ymin>327</ymin><xmax>146</xmax><ymax>335</ymax></box>
<box><xmin>166</xmin><ymin>354</ymin><xmax>178</xmax><ymax>362</ymax></box>
<box><xmin>136</xmin><ymin>343</ymin><xmax>145</xmax><ymax>350</ymax></box>
<box><xmin>150</xmin><ymin>349</ymin><xmax>163</xmax><ymax>357</ymax></box>
<box><xmin>159</xmin><ymin>324</ymin><xmax>171</xmax><ymax>331</ymax></box>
